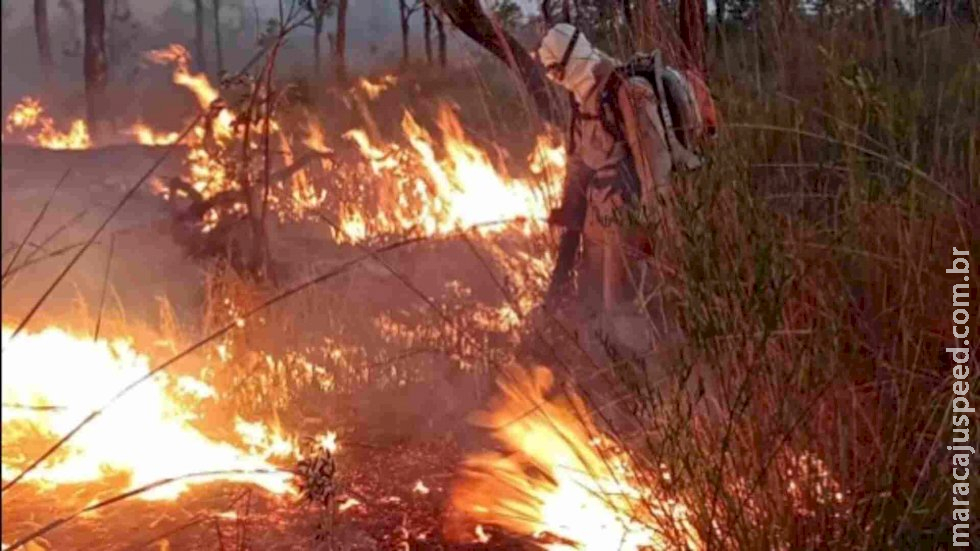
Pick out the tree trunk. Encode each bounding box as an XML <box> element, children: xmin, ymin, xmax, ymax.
<box><xmin>105</xmin><ymin>0</ymin><xmax>130</xmax><ymax>67</ymax></box>
<box><xmin>424</xmin><ymin>2</ymin><xmax>433</xmax><ymax>65</ymax></box>
<box><xmin>436</xmin><ymin>10</ymin><xmax>447</xmax><ymax>67</ymax></box>
<box><xmin>562</xmin><ymin>0</ymin><xmax>571</xmax><ymax>22</ymax></box>
<box><xmin>399</xmin><ymin>0</ymin><xmax>411</xmax><ymax>67</ymax></box>
<box><xmin>83</xmin><ymin>0</ymin><xmax>107</xmax><ymax>128</ymax></box>
<box><xmin>678</xmin><ymin>0</ymin><xmax>706</xmax><ymax>73</ymax></box>
<box><xmin>541</xmin><ymin>0</ymin><xmax>552</xmax><ymax>25</ymax></box>
<box><xmin>212</xmin><ymin>0</ymin><xmax>224</xmax><ymax>74</ymax></box>
<box><xmin>313</xmin><ymin>13</ymin><xmax>323</xmax><ymax>80</ymax></box>
<box><xmin>939</xmin><ymin>0</ymin><xmax>954</xmax><ymax>24</ymax></box>
<box><xmin>335</xmin><ymin>0</ymin><xmax>348</xmax><ymax>82</ymax></box>
<box><xmin>715</xmin><ymin>0</ymin><xmax>727</xmax><ymax>62</ymax></box>
<box><xmin>194</xmin><ymin>0</ymin><xmax>206</xmax><ymax>71</ymax></box>
<box><xmin>34</xmin><ymin>0</ymin><xmax>54</xmax><ymax>81</ymax></box>
<box><xmin>438</xmin><ymin>0</ymin><xmax>557</xmax><ymax>121</ymax></box>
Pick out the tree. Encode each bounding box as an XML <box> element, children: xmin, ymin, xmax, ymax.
<box><xmin>398</xmin><ymin>0</ymin><xmax>421</xmax><ymax>66</ymax></box>
<box><xmin>423</xmin><ymin>1</ymin><xmax>433</xmax><ymax>64</ymax></box>
<box><xmin>58</xmin><ymin>0</ymin><xmax>82</xmax><ymax>57</ymax></box>
<box><xmin>34</xmin><ymin>0</ymin><xmax>54</xmax><ymax>82</ymax></box>
<box><xmin>435</xmin><ymin>8</ymin><xmax>447</xmax><ymax>67</ymax></box>
<box><xmin>306</xmin><ymin>0</ymin><xmax>333</xmax><ymax>80</ymax></box>
<box><xmin>83</xmin><ymin>0</ymin><xmax>107</xmax><ymax>127</ymax></box>
<box><xmin>106</xmin><ymin>0</ymin><xmax>135</xmax><ymax>67</ymax></box>
<box><xmin>678</xmin><ymin>0</ymin><xmax>706</xmax><ymax>73</ymax></box>
<box><xmin>213</xmin><ymin>0</ymin><xmax>224</xmax><ymax>74</ymax></box>
<box><xmin>714</xmin><ymin>0</ymin><xmax>727</xmax><ymax>54</ymax></box>
<box><xmin>437</xmin><ymin>0</ymin><xmax>557</xmax><ymax>119</ymax></box>
<box><xmin>194</xmin><ymin>0</ymin><xmax>207</xmax><ymax>71</ymax></box>
<box><xmin>335</xmin><ymin>0</ymin><xmax>348</xmax><ymax>81</ymax></box>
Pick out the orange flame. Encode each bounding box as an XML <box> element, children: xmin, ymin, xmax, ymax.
<box><xmin>1</xmin><ymin>325</ymin><xmax>332</xmax><ymax>501</ymax></box>
<box><xmin>335</xmin><ymin>104</ymin><xmax>565</xmax><ymax>242</ymax></box>
<box><xmin>448</xmin><ymin>366</ymin><xmax>701</xmax><ymax>550</ymax></box>
<box><xmin>128</xmin><ymin>122</ymin><xmax>180</xmax><ymax>146</ymax></box>
<box><xmin>142</xmin><ymin>44</ymin><xmax>325</xmax><ymax>230</ymax></box>
<box><xmin>356</xmin><ymin>75</ymin><xmax>399</xmax><ymax>100</ymax></box>
<box><xmin>4</xmin><ymin>97</ymin><xmax>92</xmax><ymax>150</ymax></box>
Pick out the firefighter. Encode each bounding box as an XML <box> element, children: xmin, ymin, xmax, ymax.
<box><xmin>537</xmin><ymin>23</ymin><xmax>684</xmax><ymax>325</ymax></box>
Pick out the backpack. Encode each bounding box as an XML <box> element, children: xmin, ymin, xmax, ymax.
<box><xmin>589</xmin><ymin>50</ymin><xmax>718</xmax><ymax>172</ymax></box>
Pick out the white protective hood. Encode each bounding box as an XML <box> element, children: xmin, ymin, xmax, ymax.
<box><xmin>537</xmin><ymin>24</ymin><xmax>609</xmax><ymax>105</ymax></box>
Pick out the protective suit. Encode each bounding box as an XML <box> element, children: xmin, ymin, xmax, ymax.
<box><xmin>538</xmin><ymin>24</ymin><xmax>675</xmax><ymax>328</ymax></box>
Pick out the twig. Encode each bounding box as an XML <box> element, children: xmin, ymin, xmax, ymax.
<box><xmin>3</xmin><ymin>117</ymin><xmax>200</xmax><ymax>347</ymax></box>
<box><xmin>1</xmin><ymin>170</ymin><xmax>72</xmax><ymax>285</ymax></box>
<box><xmin>122</xmin><ymin>514</ymin><xmax>209</xmax><ymax>550</ymax></box>
<box><xmin>93</xmin><ymin>234</ymin><xmax>116</xmax><ymax>341</ymax></box>
<box><xmin>1</xmin><ymin>403</ymin><xmax>69</xmax><ymax>412</ymax></box>
<box><xmin>727</xmin><ymin>122</ymin><xmax>966</xmax><ymax>207</ymax></box>
<box><xmin>4</xmin><ymin>469</ymin><xmax>288</xmax><ymax>550</ymax></box>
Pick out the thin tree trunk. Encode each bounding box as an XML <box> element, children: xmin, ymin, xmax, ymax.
<box><xmin>541</xmin><ymin>0</ymin><xmax>552</xmax><ymax>25</ymax></box>
<box><xmin>313</xmin><ymin>13</ymin><xmax>323</xmax><ymax>80</ymax></box>
<box><xmin>940</xmin><ymin>0</ymin><xmax>953</xmax><ymax>24</ymax></box>
<box><xmin>438</xmin><ymin>0</ymin><xmax>557</xmax><ymax>121</ymax></box>
<box><xmin>194</xmin><ymin>0</ymin><xmax>207</xmax><ymax>71</ymax></box>
<box><xmin>106</xmin><ymin>0</ymin><xmax>129</xmax><ymax>67</ymax></box>
<box><xmin>335</xmin><ymin>0</ymin><xmax>348</xmax><ymax>82</ymax></box>
<box><xmin>34</xmin><ymin>0</ymin><xmax>54</xmax><ymax>82</ymax></box>
<box><xmin>714</xmin><ymin>0</ymin><xmax>726</xmax><ymax>54</ymax></box>
<box><xmin>715</xmin><ymin>0</ymin><xmax>728</xmax><ymax>68</ymax></box>
<box><xmin>436</xmin><ymin>10</ymin><xmax>447</xmax><ymax>68</ymax></box>
<box><xmin>678</xmin><ymin>0</ymin><xmax>706</xmax><ymax>73</ymax></box>
<box><xmin>874</xmin><ymin>0</ymin><xmax>890</xmax><ymax>76</ymax></box>
<box><xmin>399</xmin><ymin>0</ymin><xmax>411</xmax><ymax>67</ymax></box>
<box><xmin>83</xmin><ymin>0</ymin><xmax>107</xmax><ymax>128</ymax></box>
<box><xmin>562</xmin><ymin>0</ymin><xmax>571</xmax><ymax>22</ymax></box>
<box><xmin>212</xmin><ymin>0</ymin><xmax>224</xmax><ymax>74</ymax></box>
<box><xmin>424</xmin><ymin>2</ymin><xmax>433</xmax><ymax>65</ymax></box>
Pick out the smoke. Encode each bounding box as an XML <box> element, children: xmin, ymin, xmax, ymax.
<box><xmin>1</xmin><ymin>0</ymin><xmax>474</xmax><ymax>114</ymax></box>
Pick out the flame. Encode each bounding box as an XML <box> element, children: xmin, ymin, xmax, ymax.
<box><xmin>128</xmin><ymin>122</ymin><xmax>180</xmax><ymax>146</ymax></box>
<box><xmin>4</xmin><ymin>97</ymin><xmax>92</xmax><ymax>150</ymax></box>
<box><xmin>142</xmin><ymin>44</ymin><xmax>325</xmax><ymax>231</ymax></box>
<box><xmin>338</xmin><ymin>496</ymin><xmax>362</xmax><ymax>512</ymax></box>
<box><xmin>5</xmin><ymin>97</ymin><xmax>44</xmax><ymax>130</ymax></box>
<box><xmin>448</xmin><ymin>366</ymin><xmax>701</xmax><ymax>550</ymax></box>
<box><xmin>356</xmin><ymin>75</ymin><xmax>399</xmax><ymax>100</ymax></box>
<box><xmin>145</xmin><ymin>45</ymin><xmax>222</xmax><ymax>114</ymax></box>
<box><xmin>335</xmin><ymin>104</ymin><xmax>565</xmax><ymax>243</ymax></box>
<box><xmin>0</xmin><ymin>325</ymin><xmax>329</xmax><ymax>501</ymax></box>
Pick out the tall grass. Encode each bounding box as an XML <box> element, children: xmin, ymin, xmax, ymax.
<box><xmin>585</xmin><ymin>10</ymin><xmax>978</xmax><ymax>548</ymax></box>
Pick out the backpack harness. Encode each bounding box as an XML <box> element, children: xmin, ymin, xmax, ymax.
<box><xmin>569</xmin><ymin>50</ymin><xmax>704</xmax><ymax>173</ymax></box>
